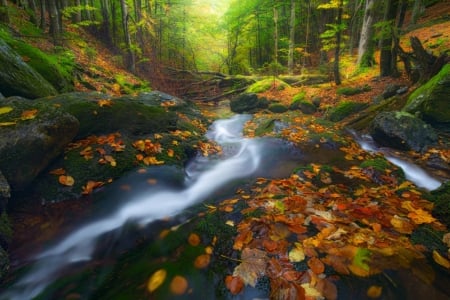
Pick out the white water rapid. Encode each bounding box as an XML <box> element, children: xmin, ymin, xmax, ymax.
<box><xmin>1</xmin><ymin>114</ymin><xmax>277</xmax><ymax>300</ymax></box>
<box><xmin>352</xmin><ymin>132</ymin><xmax>443</xmax><ymax>191</ymax></box>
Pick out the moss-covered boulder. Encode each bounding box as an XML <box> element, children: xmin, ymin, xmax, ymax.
<box><xmin>230</xmin><ymin>93</ymin><xmax>263</xmax><ymax>113</ymax></box>
<box><xmin>268</xmin><ymin>103</ymin><xmax>288</xmax><ymax>113</ymax></box>
<box><xmin>41</xmin><ymin>92</ymin><xmax>178</xmax><ymax>139</ymax></box>
<box><xmin>0</xmin><ymin>38</ymin><xmax>57</xmax><ymax>99</ymax></box>
<box><xmin>327</xmin><ymin>101</ymin><xmax>369</xmax><ymax>122</ymax></box>
<box><xmin>403</xmin><ymin>64</ymin><xmax>450</xmax><ymax>124</ymax></box>
<box><xmin>245</xmin><ymin>78</ymin><xmax>289</xmax><ymax>93</ymax></box>
<box><xmin>0</xmin><ymin>97</ymin><xmax>79</xmax><ymax>191</ymax></box>
<box><xmin>369</xmin><ymin>111</ymin><xmax>438</xmax><ymax>152</ymax></box>
<box><xmin>427</xmin><ymin>181</ymin><xmax>450</xmax><ymax>227</ymax></box>
<box><xmin>290</xmin><ymin>100</ymin><xmax>317</xmax><ymax>114</ymax></box>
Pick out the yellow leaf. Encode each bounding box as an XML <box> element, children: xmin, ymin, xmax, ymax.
<box><xmin>0</xmin><ymin>121</ymin><xmax>16</xmax><ymax>126</ymax></box>
<box><xmin>147</xmin><ymin>269</ymin><xmax>167</xmax><ymax>293</ymax></box>
<box><xmin>167</xmin><ymin>149</ymin><xmax>174</xmax><ymax>157</ymax></box>
<box><xmin>21</xmin><ymin>109</ymin><xmax>38</xmax><ymax>120</ymax></box>
<box><xmin>288</xmin><ymin>243</ymin><xmax>305</xmax><ymax>263</ymax></box>
<box><xmin>104</xmin><ymin>155</ymin><xmax>117</xmax><ymax>167</ymax></box>
<box><xmin>432</xmin><ymin>250</ymin><xmax>450</xmax><ymax>269</ymax></box>
<box><xmin>367</xmin><ymin>285</ymin><xmax>383</xmax><ymax>298</ymax></box>
<box><xmin>98</xmin><ymin>99</ymin><xmax>112</xmax><ymax>107</ymax></box>
<box><xmin>0</xmin><ymin>106</ymin><xmax>13</xmax><ymax>115</ymax></box>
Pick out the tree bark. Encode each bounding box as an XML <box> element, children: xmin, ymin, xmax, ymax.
<box><xmin>0</xmin><ymin>0</ymin><xmax>9</xmax><ymax>24</ymax></box>
<box><xmin>379</xmin><ymin>0</ymin><xmax>399</xmax><ymax>77</ymax></box>
<box><xmin>120</xmin><ymin>0</ymin><xmax>136</xmax><ymax>72</ymax></box>
<box><xmin>410</xmin><ymin>0</ymin><xmax>422</xmax><ymax>25</ymax></box>
<box><xmin>357</xmin><ymin>0</ymin><xmax>376</xmax><ymax>67</ymax></box>
<box><xmin>46</xmin><ymin>0</ymin><xmax>60</xmax><ymax>44</ymax></box>
<box><xmin>333</xmin><ymin>0</ymin><xmax>343</xmax><ymax>85</ymax></box>
<box><xmin>287</xmin><ymin>0</ymin><xmax>295</xmax><ymax>75</ymax></box>
<box><xmin>273</xmin><ymin>5</ymin><xmax>279</xmax><ymax>77</ymax></box>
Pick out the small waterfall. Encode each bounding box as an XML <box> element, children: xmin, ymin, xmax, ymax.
<box><xmin>1</xmin><ymin>114</ymin><xmax>274</xmax><ymax>300</ymax></box>
<box><xmin>353</xmin><ymin>132</ymin><xmax>443</xmax><ymax>191</ymax></box>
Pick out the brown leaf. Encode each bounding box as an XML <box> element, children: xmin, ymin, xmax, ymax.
<box><xmin>233</xmin><ymin>248</ymin><xmax>268</xmax><ymax>287</ymax></box>
<box><xmin>170</xmin><ymin>275</ymin><xmax>188</xmax><ymax>295</ymax></box>
<box><xmin>188</xmin><ymin>233</ymin><xmax>201</xmax><ymax>246</ymax></box>
<box><xmin>308</xmin><ymin>257</ymin><xmax>325</xmax><ymax>274</ymax></box>
<box><xmin>58</xmin><ymin>175</ymin><xmax>75</xmax><ymax>186</ymax></box>
<box><xmin>194</xmin><ymin>254</ymin><xmax>210</xmax><ymax>269</ymax></box>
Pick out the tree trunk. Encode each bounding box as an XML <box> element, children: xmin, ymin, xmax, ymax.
<box><xmin>27</xmin><ymin>0</ymin><xmax>38</xmax><ymax>25</ymax></box>
<box><xmin>379</xmin><ymin>0</ymin><xmax>399</xmax><ymax>77</ymax></box>
<box><xmin>0</xmin><ymin>0</ymin><xmax>9</xmax><ymax>24</ymax></box>
<box><xmin>334</xmin><ymin>0</ymin><xmax>343</xmax><ymax>85</ymax></box>
<box><xmin>357</xmin><ymin>0</ymin><xmax>376</xmax><ymax>67</ymax></box>
<box><xmin>287</xmin><ymin>0</ymin><xmax>295</xmax><ymax>75</ymax></box>
<box><xmin>47</xmin><ymin>0</ymin><xmax>60</xmax><ymax>44</ymax></box>
<box><xmin>39</xmin><ymin>0</ymin><xmax>46</xmax><ymax>28</ymax></box>
<box><xmin>410</xmin><ymin>0</ymin><xmax>422</xmax><ymax>25</ymax></box>
<box><xmin>100</xmin><ymin>0</ymin><xmax>111</xmax><ymax>44</ymax></box>
<box><xmin>273</xmin><ymin>5</ymin><xmax>279</xmax><ymax>77</ymax></box>
<box><xmin>120</xmin><ymin>0</ymin><xmax>135</xmax><ymax>72</ymax></box>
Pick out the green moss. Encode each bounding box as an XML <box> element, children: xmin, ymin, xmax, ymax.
<box><xmin>254</xmin><ymin>119</ymin><xmax>276</xmax><ymax>136</ymax></box>
<box><xmin>114</xmin><ymin>74</ymin><xmax>151</xmax><ymax>94</ymax></box>
<box><xmin>246</xmin><ymin>78</ymin><xmax>289</xmax><ymax>93</ymax></box>
<box><xmin>360</xmin><ymin>158</ymin><xmax>391</xmax><ymax>172</ymax></box>
<box><xmin>336</xmin><ymin>85</ymin><xmax>371</xmax><ymax>96</ymax></box>
<box><xmin>327</xmin><ymin>101</ymin><xmax>369</xmax><ymax>122</ymax></box>
<box><xmin>0</xmin><ymin>212</ymin><xmax>12</xmax><ymax>244</ymax></box>
<box><xmin>292</xmin><ymin>91</ymin><xmax>306</xmax><ymax>103</ymax></box>
<box><xmin>0</xmin><ymin>27</ymin><xmax>74</xmax><ymax>92</ymax></box>
<box><xmin>425</xmin><ymin>181</ymin><xmax>450</xmax><ymax>226</ymax></box>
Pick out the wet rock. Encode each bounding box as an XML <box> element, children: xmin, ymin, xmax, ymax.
<box><xmin>0</xmin><ymin>97</ymin><xmax>79</xmax><ymax>191</ymax></box>
<box><xmin>0</xmin><ymin>38</ymin><xmax>57</xmax><ymax>99</ymax></box>
<box><xmin>369</xmin><ymin>111</ymin><xmax>438</xmax><ymax>152</ymax></box>
<box><xmin>0</xmin><ymin>171</ymin><xmax>10</xmax><ymax>212</ymax></box>
<box><xmin>230</xmin><ymin>93</ymin><xmax>262</xmax><ymax>113</ymax></box>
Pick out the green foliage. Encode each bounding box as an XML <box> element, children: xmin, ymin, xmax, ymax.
<box><xmin>320</xmin><ymin>23</ymin><xmax>347</xmax><ymax>51</ymax></box>
<box><xmin>114</xmin><ymin>74</ymin><xmax>150</xmax><ymax>94</ymax></box>
<box><xmin>327</xmin><ymin>101</ymin><xmax>369</xmax><ymax>122</ymax></box>
<box><xmin>336</xmin><ymin>85</ymin><xmax>371</xmax><ymax>96</ymax></box>
<box><xmin>292</xmin><ymin>91</ymin><xmax>306</xmax><ymax>103</ymax></box>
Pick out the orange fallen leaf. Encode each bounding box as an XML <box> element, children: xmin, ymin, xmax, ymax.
<box><xmin>170</xmin><ymin>275</ymin><xmax>188</xmax><ymax>295</ymax></box>
<box><xmin>167</xmin><ymin>149</ymin><xmax>174</xmax><ymax>157</ymax></box>
<box><xmin>58</xmin><ymin>175</ymin><xmax>75</xmax><ymax>186</ymax></box>
<box><xmin>49</xmin><ymin>168</ymin><xmax>66</xmax><ymax>175</ymax></box>
<box><xmin>194</xmin><ymin>254</ymin><xmax>210</xmax><ymax>269</ymax></box>
<box><xmin>21</xmin><ymin>109</ymin><xmax>38</xmax><ymax>120</ymax></box>
<box><xmin>225</xmin><ymin>275</ymin><xmax>244</xmax><ymax>295</ymax></box>
<box><xmin>98</xmin><ymin>99</ymin><xmax>112</xmax><ymax>107</ymax></box>
<box><xmin>308</xmin><ymin>257</ymin><xmax>325</xmax><ymax>274</ymax></box>
<box><xmin>188</xmin><ymin>233</ymin><xmax>201</xmax><ymax>246</ymax></box>
<box><xmin>367</xmin><ymin>285</ymin><xmax>382</xmax><ymax>298</ymax></box>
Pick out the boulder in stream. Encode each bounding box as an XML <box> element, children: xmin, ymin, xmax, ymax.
<box><xmin>369</xmin><ymin>111</ymin><xmax>438</xmax><ymax>152</ymax></box>
<box><xmin>0</xmin><ymin>97</ymin><xmax>79</xmax><ymax>191</ymax></box>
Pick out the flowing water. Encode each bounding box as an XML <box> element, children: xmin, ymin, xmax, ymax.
<box><xmin>1</xmin><ymin>115</ymin><xmax>448</xmax><ymax>299</ymax></box>
<box><xmin>0</xmin><ymin>114</ymin><xmax>303</xmax><ymax>300</ymax></box>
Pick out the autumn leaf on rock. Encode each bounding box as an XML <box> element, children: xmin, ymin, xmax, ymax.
<box><xmin>170</xmin><ymin>275</ymin><xmax>188</xmax><ymax>295</ymax></box>
<box><xmin>233</xmin><ymin>248</ymin><xmax>268</xmax><ymax>287</ymax></box>
<box><xmin>49</xmin><ymin>168</ymin><xmax>66</xmax><ymax>175</ymax></box>
<box><xmin>59</xmin><ymin>175</ymin><xmax>75</xmax><ymax>186</ymax></box>
<box><xmin>225</xmin><ymin>275</ymin><xmax>244</xmax><ymax>295</ymax></box>
<box><xmin>82</xmin><ymin>180</ymin><xmax>104</xmax><ymax>195</ymax></box>
<box><xmin>147</xmin><ymin>269</ymin><xmax>167</xmax><ymax>293</ymax></box>
<box><xmin>98</xmin><ymin>99</ymin><xmax>112</xmax><ymax>107</ymax></box>
<box><xmin>21</xmin><ymin>109</ymin><xmax>38</xmax><ymax>120</ymax></box>
<box><xmin>0</xmin><ymin>106</ymin><xmax>13</xmax><ymax>115</ymax></box>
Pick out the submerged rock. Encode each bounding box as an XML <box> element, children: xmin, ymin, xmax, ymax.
<box><xmin>369</xmin><ymin>111</ymin><xmax>438</xmax><ymax>152</ymax></box>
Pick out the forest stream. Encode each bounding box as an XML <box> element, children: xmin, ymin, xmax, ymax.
<box><xmin>0</xmin><ymin>113</ymin><xmax>449</xmax><ymax>300</ymax></box>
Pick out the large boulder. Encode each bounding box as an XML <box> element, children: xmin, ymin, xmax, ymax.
<box><xmin>230</xmin><ymin>93</ymin><xmax>265</xmax><ymax>113</ymax></box>
<box><xmin>0</xmin><ymin>38</ymin><xmax>57</xmax><ymax>99</ymax></box>
<box><xmin>403</xmin><ymin>64</ymin><xmax>450</xmax><ymax>124</ymax></box>
<box><xmin>0</xmin><ymin>97</ymin><xmax>79</xmax><ymax>190</ymax></box>
<box><xmin>369</xmin><ymin>111</ymin><xmax>438</xmax><ymax>152</ymax></box>
<box><xmin>40</xmin><ymin>92</ymin><xmax>179</xmax><ymax>139</ymax></box>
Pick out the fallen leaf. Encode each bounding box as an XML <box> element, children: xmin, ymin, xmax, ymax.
<box><xmin>432</xmin><ymin>250</ymin><xmax>450</xmax><ymax>269</ymax></box>
<box><xmin>288</xmin><ymin>243</ymin><xmax>305</xmax><ymax>263</ymax></box>
<box><xmin>188</xmin><ymin>233</ymin><xmax>201</xmax><ymax>246</ymax></box>
<box><xmin>367</xmin><ymin>285</ymin><xmax>382</xmax><ymax>298</ymax></box>
<box><xmin>233</xmin><ymin>248</ymin><xmax>268</xmax><ymax>287</ymax></box>
<box><xmin>59</xmin><ymin>175</ymin><xmax>75</xmax><ymax>186</ymax></box>
<box><xmin>147</xmin><ymin>269</ymin><xmax>167</xmax><ymax>293</ymax></box>
<box><xmin>49</xmin><ymin>168</ymin><xmax>66</xmax><ymax>175</ymax></box>
<box><xmin>194</xmin><ymin>254</ymin><xmax>210</xmax><ymax>269</ymax></box>
<box><xmin>225</xmin><ymin>275</ymin><xmax>244</xmax><ymax>295</ymax></box>
<box><xmin>98</xmin><ymin>99</ymin><xmax>112</xmax><ymax>107</ymax></box>
<box><xmin>0</xmin><ymin>106</ymin><xmax>13</xmax><ymax>114</ymax></box>
<box><xmin>170</xmin><ymin>275</ymin><xmax>188</xmax><ymax>295</ymax></box>
<box><xmin>308</xmin><ymin>257</ymin><xmax>325</xmax><ymax>274</ymax></box>
<box><xmin>20</xmin><ymin>109</ymin><xmax>38</xmax><ymax>120</ymax></box>
<box><xmin>0</xmin><ymin>121</ymin><xmax>16</xmax><ymax>126</ymax></box>
<box><xmin>167</xmin><ymin>149</ymin><xmax>174</xmax><ymax>157</ymax></box>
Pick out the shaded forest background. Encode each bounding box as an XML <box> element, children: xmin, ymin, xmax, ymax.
<box><xmin>0</xmin><ymin>0</ymin><xmax>448</xmax><ymax>98</ymax></box>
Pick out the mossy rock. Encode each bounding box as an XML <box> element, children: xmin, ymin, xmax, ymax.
<box><xmin>41</xmin><ymin>92</ymin><xmax>178</xmax><ymax>139</ymax></box>
<box><xmin>268</xmin><ymin>103</ymin><xmax>288</xmax><ymax>113</ymax></box>
<box><xmin>230</xmin><ymin>93</ymin><xmax>261</xmax><ymax>113</ymax></box>
<box><xmin>426</xmin><ymin>181</ymin><xmax>450</xmax><ymax>227</ymax></box>
<box><xmin>327</xmin><ymin>101</ymin><xmax>369</xmax><ymax>122</ymax></box>
<box><xmin>336</xmin><ymin>85</ymin><xmax>371</xmax><ymax>96</ymax></box>
<box><xmin>0</xmin><ymin>97</ymin><xmax>79</xmax><ymax>191</ymax></box>
<box><xmin>0</xmin><ymin>27</ymin><xmax>73</xmax><ymax>93</ymax></box>
<box><xmin>246</xmin><ymin>78</ymin><xmax>289</xmax><ymax>93</ymax></box>
<box><xmin>360</xmin><ymin>158</ymin><xmax>391</xmax><ymax>172</ymax></box>
<box><xmin>403</xmin><ymin>64</ymin><xmax>450</xmax><ymax>124</ymax></box>
<box><xmin>290</xmin><ymin>100</ymin><xmax>317</xmax><ymax>114</ymax></box>
<box><xmin>0</xmin><ymin>36</ymin><xmax>57</xmax><ymax>99</ymax></box>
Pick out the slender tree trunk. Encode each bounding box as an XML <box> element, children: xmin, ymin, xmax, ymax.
<box><xmin>39</xmin><ymin>0</ymin><xmax>46</xmax><ymax>28</ymax></box>
<box><xmin>273</xmin><ymin>5</ymin><xmax>279</xmax><ymax>77</ymax></box>
<box><xmin>357</xmin><ymin>0</ymin><xmax>376</xmax><ymax>67</ymax></box>
<box><xmin>0</xmin><ymin>0</ymin><xmax>9</xmax><ymax>24</ymax></box>
<box><xmin>72</xmin><ymin>0</ymin><xmax>81</xmax><ymax>23</ymax></box>
<box><xmin>287</xmin><ymin>0</ymin><xmax>295</xmax><ymax>75</ymax></box>
<box><xmin>47</xmin><ymin>0</ymin><xmax>60</xmax><ymax>44</ymax></box>
<box><xmin>379</xmin><ymin>0</ymin><xmax>399</xmax><ymax>77</ymax></box>
<box><xmin>410</xmin><ymin>0</ymin><xmax>422</xmax><ymax>25</ymax></box>
<box><xmin>334</xmin><ymin>0</ymin><xmax>343</xmax><ymax>85</ymax></box>
<box><xmin>120</xmin><ymin>0</ymin><xmax>136</xmax><ymax>72</ymax></box>
<box><xmin>28</xmin><ymin>0</ymin><xmax>38</xmax><ymax>25</ymax></box>
<box><xmin>100</xmin><ymin>0</ymin><xmax>111</xmax><ymax>43</ymax></box>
